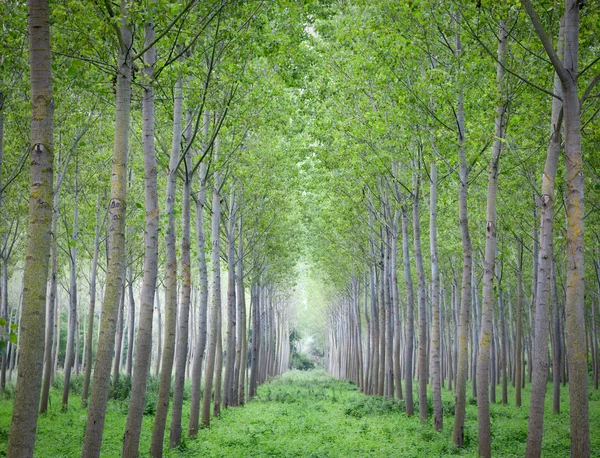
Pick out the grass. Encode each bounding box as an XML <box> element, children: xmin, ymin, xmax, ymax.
<box><xmin>0</xmin><ymin>370</ymin><xmax>599</xmax><ymax>457</ymax></box>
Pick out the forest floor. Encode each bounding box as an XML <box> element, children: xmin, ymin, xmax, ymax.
<box><xmin>1</xmin><ymin>370</ymin><xmax>599</xmax><ymax>457</ymax></box>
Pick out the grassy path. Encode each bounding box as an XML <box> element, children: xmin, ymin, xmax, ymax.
<box><xmin>1</xmin><ymin>369</ymin><xmax>599</xmax><ymax>456</ymax></box>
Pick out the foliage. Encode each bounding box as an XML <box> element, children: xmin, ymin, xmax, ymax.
<box><xmin>1</xmin><ymin>370</ymin><xmax>599</xmax><ymax>457</ymax></box>
<box><xmin>290</xmin><ymin>351</ymin><xmax>315</xmax><ymax>371</ymax></box>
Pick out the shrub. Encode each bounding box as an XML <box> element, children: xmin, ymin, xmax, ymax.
<box><xmin>290</xmin><ymin>351</ymin><xmax>315</xmax><ymax>371</ymax></box>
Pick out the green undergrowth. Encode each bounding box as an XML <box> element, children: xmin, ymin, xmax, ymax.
<box><xmin>0</xmin><ymin>370</ymin><xmax>599</xmax><ymax>457</ymax></box>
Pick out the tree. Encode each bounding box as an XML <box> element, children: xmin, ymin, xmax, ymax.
<box><xmin>521</xmin><ymin>1</ymin><xmax>590</xmax><ymax>455</ymax></box>
<box><xmin>6</xmin><ymin>0</ymin><xmax>54</xmax><ymax>455</ymax></box>
<box><xmin>81</xmin><ymin>0</ymin><xmax>132</xmax><ymax>454</ymax></box>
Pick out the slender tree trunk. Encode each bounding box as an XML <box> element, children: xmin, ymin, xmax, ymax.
<box><xmin>525</xmin><ymin>19</ymin><xmax>563</xmax><ymax>458</ymax></box>
<box><xmin>401</xmin><ymin>207</ymin><xmax>414</xmax><ymax>416</ymax></box>
<box><xmin>412</xmin><ymin>166</ymin><xmax>428</xmax><ymax>423</ymax></box>
<box><xmin>81</xmin><ymin>3</ymin><xmax>131</xmax><ymax>455</ymax></box>
<box><xmin>500</xmin><ymin>289</ymin><xmax>508</xmax><ymax>405</ymax></box>
<box><xmin>169</xmin><ymin>112</ymin><xmax>193</xmax><ymax>448</ymax></box>
<box><xmin>150</xmin><ymin>74</ymin><xmax>183</xmax><ymax>458</ymax></box>
<box><xmin>6</xmin><ymin>0</ymin><xmax>53</xmax><ymax>454</ymax></box>
<box><xmin>224</xmin><ymin>193</ymin><xmax>236</xmax><ymax>407</ymax></box>
<box><xmin>112</xmin><ymin>275</ymin><xmax>126</xmax><ymax>385</ymax></box>
<box><xmin>522</xmin><ymin>2</ymin><xmax>589</xmax><ymax>454</ymax></box>
<box><xmin>214</xmin><ymin>317</ymin><xmax>223</xmax><ymax>417</ymax></box>
<box><xmin>82</xmin><ymin>195</ymin><xmax>103</xmax><ymax>405</ymax></box>
<box><xmin>201</xmin><ymin>136</ymin><xmax>222</xmax><ymax>426</ymax></box>
<box><xmin>477</xmin><ymin>18</ymin><xmax>507</xmax><ymax>457</ymax></box>
<box><xmin>188</xmin><ymin>142</ymin><xmax>209</xmax><ymax>436</ymax></box>
<box><xmin>63</xmin><ymin>168</ymin><xmax>79</xmax><ymax>406</ymax></box>
<box><xmin>126</xmin><ymin>265</ymin><xmax>134</xmax><ymax>378</ymax></box>
<box><xmin>429</xmin><ymin>161</ymin><xmax>442</xmax><ymax>430</ymax></box>
<box><xmin>40</xmin><ymin>189</ymin><xmax>59</xmax><ymax>413</ymax></box>
<box><xmin>452</xmin><ymin>12</ymin><xmax>473</xmax><ymax>447</ymax></box>
<box><xmin>121</xmin><ymin>18</ymin><xmax>158</xmax><ymax>455</ymax></box>
<box><xmin>249</xmin><ymin>283</ymin><xmax>260</xmax><ymax>398</ymax></box>
<box><xmin>552</xmin><ymin>256</ymin><xmax>561</xmax><ymax>413</ymax></box>
<box><xmin>237</xmin><ymin>217</ymin><xmax>247</xmax><ymax>405</ymax></box>
<box><xmin>155</xmin><ymin>288</ymin><xmax>162</xmax><ymax>377</ymax></box>
<box><xmin>391</xmin><ymin>210</ymin><xmax>402</xmax><ymax>401</ymax></box>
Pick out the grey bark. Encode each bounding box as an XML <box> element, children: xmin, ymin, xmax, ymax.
<box><xmin>169</xmin><ymin>108</ymin><xmax>193</xmax><ymax>449</ymax></box>
<box><xmin>188</xmin><ymin>116</ymin><xmax>209</xmax><ymax>436</ymax></box>
<box><xmin>150</xmin><ymin>74</ymin><xmax>183</xmax><ymax>458</ymax></box>
<box><xmin>452</xmin><ymin>11</ymin><xmax>473</xmax><ymax>448</ymax></box>
<box><xmin>401</xmin><ymin>207</ymin><xmax>414</xmax><ymax>416</ymax></box>
<box><xmin>201</xmin><ymin>135</ymin><xmax>222</xmax><ymax>426</ymax></box>
<box><xmin>121</xmin><ymin>17</ymin><xmax>158</xmax><ymax>456</ymax></box>
<box><xmin>477</xmin><ymin>17</ymin><xmax>507</xmax><ymax>458</ymax></box>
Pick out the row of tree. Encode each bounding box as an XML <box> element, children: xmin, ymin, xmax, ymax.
<box><xmin>305</xmin><ymin>1</ymin><xmax>599</xmax><ymax>458</ymax></box>
<box><xmin>1</xmin><ymin>0</ymin><xmax>308</xmax><ymax>457</ymax></box>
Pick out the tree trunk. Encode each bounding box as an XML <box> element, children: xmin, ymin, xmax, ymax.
<box><xmin>112</xmin><ymin>274</ymin><xmax>126</xmax><ymax>385</ymax></box>
<box><xmin>6</xmin><ymin>0</ymin><xmax>54</xmax><ymax>454</ymax></box>
<box><xmin>237</xmin><ymin>217</ymin><xmax>248</xmax><ymax>405</ymax></box>
<box><xmin>429</xmin><ymin>161</ymin><xmax>442</xmax><ymax>430</ymax></box>
<box><xmin>126</xmin><ymin>264</ymin><xmax>135</xmax><ymax>378</ymax></box>
<box><xmin>477</xmin><ymin>20</ymin><xmax>508</xmax><ymax>457</ymax></box>
<box><xmin>81</xmin><ymin>3</ymin><xmax>132</xmax><ymax>454</ymax></box>
<box><xmin>391</xmin><ymin>210</ymin><xmax>402</xmax><ymax>401</ymax></box>
<box><xmin>500</xmin><ymin>289</ymin><xmax>508</xmax><ymax>405</ymax></box>
<box><xmin>169</xmin><ymin>111</ymin><xmax>193</xmax><ymax>448</ymax></box>
<box><xmin>452</xmin><ymin>12</ymin><xmax>473</xmax><ymax>447</ymax></box>
<box><xmin>525</xmin><ymin>18</ymin><xmax>563</xmax><ymax>457</ymax></box>
<box><xmin>121</xmin><ymin>19</ymin><xmax>158</xmax><ymax>455</ymax></box>
<box><xmin>201</xmin><ymin>135</ymin><xmax>222</xmax><ymax>426</ymax></box>
<box><xmin>188</xmin><ymin>129</ymin><xmax>209</xmax><ymax>437</ymax></box>
<box><xmin>401</xmin><ymin>207</ymin><xmax>414</xmax><ymax>416</ymax></box>
<box><xmin>155</xmin><ymin>288</ymin><xmax>162</xmax><ymax>377</ymax></box>
<box><xmin>82</xmin><ymin>195</ymin><xmax>103</xmax><ymax>406</ymax></box>
<box><xmin>249</xmin><ymin>283</ymin><xmax>260</xmax><ymax>398</ymax></box>
<box><xmin>476</xmin><ymin>19</ymin><xmax>507</xmax><ymax>457</ymax></box>
<box><xmin>150</xmin><ymin>74</ymin><xmax>183</xmax><ymax>458</ymax></box>
<box><xmin>224</xmin><ymin>193</ymin><xmax>236</xmax><ymax>407</ymax></box>
<box><xmin>552</xmin><ymin>256</ymin><xmax>561</xmax><ymax>413</ymax></box>
<box><xmin>412</xmin><ymin>166</ymin><xmax>428</xmax><ymax>423</ymax></box>
<box><xmin>63</xmin><ymin>169</ymin><xmax>79</xmax><ymax>407</ymax></box>
<box><xmin>40</xmin><ymin>189</ymin><xmax>59</xmax><ymax>414</ymax></box>
<box><xmin>560</xmin><ymin>6</ymin><xmax>589</xmax><ymax>455</ymax></box>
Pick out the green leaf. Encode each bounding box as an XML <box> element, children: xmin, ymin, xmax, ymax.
<box><xmin>10</xmin><ymin>323</ymin><xmax>18</xmax><ymax>331</ymax></box>
<box><xmin>0</xmin><ymin>318</ymin><xmax>6</xmax><ymax>326</ymax></box>
<box><xmin>0</xmin><ymin>340</ymin><xmax>5</xmax><ymax>356</ymax></box>
<box><xmin>9</xmin><ymin>332</ymin><xmax>17</xmax><ymax>344</ymax></box>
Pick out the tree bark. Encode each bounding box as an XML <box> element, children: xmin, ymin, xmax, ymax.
<box><xmin>401</xmin><ymin>207</ymin><xmax>414</xmax><ymax>416</ymax></box>
<box><xmin>169</xmin><ymin>109</ymin><xmax>193</xmax><ymax>448</ymax></box>
<box><xmin>201</xmin><ymin>135</ymin><xmax>222</xmax><ymax>426</ymax></box>
<box><xmin>525</xmin><ymin>16</ymin><xmax>563</xmax><ymax>457</ymax></box>
<box><xmin>237</xmin><ymin>217</ymin><xmax>248</xmax><ymax>405</ymax></box>
<box><xmin>249</xmin><ymin>283</ymin><xmax>260</xmax><ymax>398</ymax></box>
<box><xmin>82</xmin><ymin>195</ymin><xmax>103</xmax><ymax>406</ymax></box>
<box><xmin>477</xmin><ymin>17</ymin><xmax>507</xmax><ymax>458</ymax></box>
<box><xmin>223</xmin><ymin>192</ymin><xmax>236</xmax><ymax>407</ymax></box>
<box><xmin>121</xmin><ymin>17</ymin><xmax>158</xmax><ymax>455</ymax></box>
<box><xmin>126</xmin><ymin>265</ymin><xmax>135</xmax><ymax>378</ymax></box>
<box><xmin>521</xmin><ymin>1</ymin><xmax>589</xmax><ymax>454</ymax></box>
<box><xmin>6</xmin><ymin>0</ymin><xmax>54</xmax><ymax>454</ymax></box>
<box><xmin>188</xmin><ymin>124</ymin><xmax>209</xmax><ymax>437</ymax></box>
<box><xmin>62</xmin><ymin>165</ymin><xmax>80</xmax><ymax>407</ymax></box>
<box><xmin>412</xmin><ymin>166</ymin><xmax>428</xmax><ymax>423</ymax></box>
<box><xmin>150</xmin><ymin>74</ymin><xmax>183</xmax><ymax>458</ymax></box>
<box><xmin>452</xmin><ymin>11</ymin><xmax>473</xmax><ymax>447</ymax></box>
<box><xmin>429</xmin><ymin>161</ymin><xmax>442</xmax><ymax>430</ymax></box>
